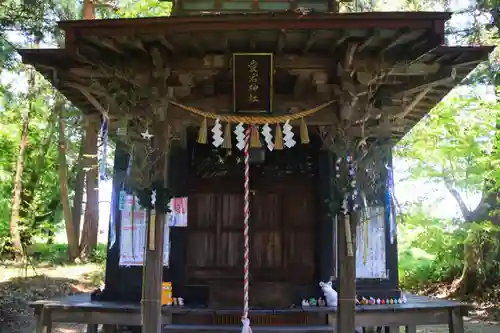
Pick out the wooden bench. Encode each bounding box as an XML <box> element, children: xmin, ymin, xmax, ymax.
<box><xmin>30</xmin><ymin>293</ymin><xmax>468</xmax><ymax>333</ymax></box>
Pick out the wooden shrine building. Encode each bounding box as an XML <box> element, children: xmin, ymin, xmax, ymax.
<box><xmin>20</xmin><ymin>4</ymin><xmax>493</xmax><ymax>333</ymax></box>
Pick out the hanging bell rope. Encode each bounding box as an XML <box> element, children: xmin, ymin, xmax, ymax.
<box><xmin>241</xmin><ymin>125</ymin><xmax>252</xmax><ymax>333</ymax></box>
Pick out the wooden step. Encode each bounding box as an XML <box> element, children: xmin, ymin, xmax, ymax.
<box><xmin>164</xmin><ymin>324</ymin><xmax>333</xmax><ymax>332</ymax></box>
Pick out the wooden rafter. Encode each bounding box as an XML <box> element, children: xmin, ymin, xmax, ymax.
<box><xmin>276</xmin><ymin>29</ymin><xmax>287</xmax><ymax>53</ymax></box>
<box><xmin>159</xmin><ymin>36</ymin><xmax>177</xmax><ymax>54</ymax></box>
<box><xmin>303</xmin><ymin>31</ymin><xmax>318</xmax><ymax>54</ymax></box>
<box><xmin>380</xmin><ymin>29</ymin><xmax>425</xmax><ymax>54</ymax></box>
<box><xmin>85</xmin><ymin>36</ymin><xmax>124</xmax><ymax>55</ymax></box>
<box><xmin>66</xmin><ymin>81</ymin><xmax>108</xmax><ymax>116</ymax></box>
<box><xmin>392</xmin><ymin>67</ymin><xmax>457</xmax><ymax>98</ymax></box>
<box><xmin>357</xmin><ymin>30</ymin><xmax>377</xmax><ymax>53</ymax></box>
<box><xmin>392</xmin><ymin>86</ymin><xmax>433</xmax><ymax>121</ymax></box>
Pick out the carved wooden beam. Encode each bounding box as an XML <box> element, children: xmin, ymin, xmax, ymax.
<box><xmin>357</xmin><ymin>30</ymin><xmax>378</xmax><ymax>53</ymax></box>
<box><xmin>188</xmin><ymin>32</ymin><xmax>204</xmax><ymax>55</ymax></box>
<box><xmin>344</xmin><ymin>42</ymin><xmax>358</xmax><ymax>70</ymax></box>
<box><xmin>85</xmin><ymin>36</ymin><xmax>124</xmax><ymax>55</ymax></box>
<box><xmin>303</xmin><ymin>31</ymin><xmax>319</xmax><ymax>54</ymax></box>
<box><xmin>158</xmin><ymin>36</ymin><xmax>177</xmax><ymax>54</ymax></box>
<box><xmin>392</xmin><ymin>67</ymin><xmax>457</xmax><ymax>98</ymax></box>
<box><xmin>329</xmin><ymin>31</ymin><xmax>348</xmax><ymax>53</ymax></box>
<box><xmin>293</xmin><ymin>72</ymin><xmax>311</xmax><ymax>98</ymax></box>
<box><xmin>392</xmin><ymin>86</ymin><xmax>432</xmax><ymax>121</ymax></box>
<box><xmin>276</xmin><ymin>29</ymin><xmax>287</xmax><ymax>53</ymax></box>
<box><xmin>66</xmin><ymin>81</ymin><xmax>109</xmax><ymax>115</ymax></box>
<box><xmin>112</xmin><ymin>36</ymin><xmax>148</xmax><ymax>52</ymax></box>
<box><xmin>380</xmin><ymin>29</ymin><xmax>426</xmax><ymax>55</ymax></box>
<box><xmin>170</xmin><ymin>54</ymin><xmax>442</xmax><ymax>76</ymax></box>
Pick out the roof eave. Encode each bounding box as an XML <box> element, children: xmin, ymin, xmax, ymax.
<box><xmin>57</xmin><ymin>11</ymin><xmax>453</xmax><ymax>32</ymax></box>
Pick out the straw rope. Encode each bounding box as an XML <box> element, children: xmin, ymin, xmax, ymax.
<box><xmin>167</xmin><ymin>99</ymin><xmax>335</xmax><ymax>125</ymax></box>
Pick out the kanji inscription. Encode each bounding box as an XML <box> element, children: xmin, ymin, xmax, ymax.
<box><xmin>233</xmin><ymin>53</ymin><xmax>273</xmax><ymax>113</ymax></box>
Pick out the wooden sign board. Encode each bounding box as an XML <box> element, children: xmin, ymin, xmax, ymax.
<box><xmin>233</xmin><ymin>53</ymin><xmax>273</xmax><ymax>113</ymax></box>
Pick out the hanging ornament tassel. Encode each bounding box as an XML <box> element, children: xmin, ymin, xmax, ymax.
<box><xmin>212</xmin><ymin>118</ymin><xmax>224</xmax><ymax>148</ymax></box>
<box><xmin>222</xmin><ymin>122</ymin><xmax>232</xmax><ymax>149</ymax></box>
<box><xmin>344</xmin><ymin>213</ymin><xmax>354</xmax><ymax>257</ymax></box>
<box><xmin>274</xmin><ymin>124</ymin><xmax>284</xmax><ymax>150</ymax></box>
<box><xmin>360</xmin><ymin>191</ymin><xmax>370</xmax><ymax>265</ymax></box>
<box><xmin>117</xmin><ymin>116</ymin><xmax>128</xmax><ymax>136</ymax></box>
<box><xmin>385</xmin><ymin>163</ymin><xmax>397</xmax><ymax>244</ymax></box>
<box><xmin>197</xmin><ymin>118</ymin><xmax>208</xmax><ymax>144</ymax></box>
<box><xmin>250</xmin><ymin>125</ymin><xmax>262</xmax><ymax>148</ymax></box>
<box><xmin>99</xmin><ymin>117</ymin><xmax>109</xmax><ymax>181</ymax></box>
<box><xmin>300</xmin><ymin>118</ymin><xmax>310</xmax><ymax>144</ymax></box>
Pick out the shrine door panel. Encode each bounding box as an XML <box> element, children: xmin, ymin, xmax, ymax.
<box><xmin>282</xmin><ymin>180</ymin><xmax>316</xmax><ymax>283</ymax></box>
<box><xmin>251</xmin><ymin>178</ymin><xmax>316</xmax><ymax>284</ymax></box>
<box><xmin>186</xmin><ymin>178</ymin><xmax>316</xmax><ymax>284</ymax></box>
<box><xmin>251</xmin><ymin>192</ymin><xmax>283</xmax><ymax>281</ymax></box>
<box><xmin>186</xmin><ymin>193</ymin><xmax>217</xmax><ymax>268</ymax></box>
<box><xmin>186</xmin><ymin>192</ymin><xmax>244</xmax><ymax>281</ymax></box>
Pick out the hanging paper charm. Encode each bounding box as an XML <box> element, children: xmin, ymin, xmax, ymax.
<box><xmin>151</xmin><ymin>190</ymin><xmax>157</xmax><ymax>207</ymax></box>
<box><xmin>212</xmin><ymin>118</ymin><xmax>224</xmax><ymax>148</ymax></box>
<box><xmin>283</xmin><ymin>120</ymin><xmax>296</xmax><ymax>148</ymax></box>
<box><xmin>385</xmin><ymin>163</ymin><xmax>397</xmax><ymax>245</ymax></box>
<box><xmin>335</xmin><ymin>157</ymin><xmax>342</xmax><ymax>179</ymax></box>
<box><xmin>141</xmin><ymin>128</ymin><xmax>154</xmax><ymax>140</ymax></box>
<box><xmin>99</xmin><ymin>118</ymin><xmax>108</xmax><ymax>181</ymax></box>
<box><xmin>234</xmin><ymin>123</ymin><xmax>246</xmax><ymax>151</ymax></box>
<box><xmin>117</xmin><ymin>117</ymin><xmax>127</xmax><ymax>136</ymax></box>
<box><xmin>261</xmin><ymin>124</ymin><xmax>274</xmax><ymax>151</ymax></box>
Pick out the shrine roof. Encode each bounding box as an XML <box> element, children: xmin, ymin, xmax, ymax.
<box><xmin>18</xmin><ymin>11</ymin><xmax>494</xmax><ymax>141</ymax></box>
<box><xmin>56</xmin><ymin>11</ymin><xmax>453</xmax><ymax>34</ymax></box>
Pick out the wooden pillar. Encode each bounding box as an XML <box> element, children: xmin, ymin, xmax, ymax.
<box><xmin>141</xmin><ymin>118</ymin><xmax>171</xmax><ymax>333</ymax></box>
<box><xmin>337</xmin><ymin>212</ymin><xmax>356</xmax><ymax>333</ymax></box>
<box><xmin>318</xmin><ymin>150</ymin><xmax>335</xmax><ymax>282</ymax></box>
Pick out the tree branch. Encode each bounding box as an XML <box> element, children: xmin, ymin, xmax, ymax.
<box><xmin>443</xmin><ymin>177</ymin><xmax>474</xmax><ymax>221</ymax></box>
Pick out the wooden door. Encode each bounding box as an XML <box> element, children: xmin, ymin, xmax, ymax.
<box><xmin>186</xmin><ymin>187</ymin><xmax>244</xmax><ymax>281</ymax></box>
<box><xmin>186</xmin><ymin>177</ymin><xmax>316</xmax><ymax>284</ymax></box>
<box><xmin>250</xmin><ymin>177</ymin><xmax>316</xmax><ymax>284</ymax></box>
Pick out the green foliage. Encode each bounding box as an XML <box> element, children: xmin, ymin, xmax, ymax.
<box><xmin>397</xmin><ymin>92</ymin><xmax>497</xmax><ymax>192</ymax></box>
<box><xmin>398</xmin><ymin>209</ymin><xmax>465</xmax><ymax>289</ymax></box>
<box><xmin>97</xmin><ymin>0</ymin><xmax>172</xmax><ymax>18</ymax></box>
<box><xmin>398</xmin><ymin>207</ymin><xmax>500</xmax><ymax>292</ymax></box>
<box><xmin>24</xmin><ymin>243</ymin><xmax>107</xmax><ymax>265</ymax></box>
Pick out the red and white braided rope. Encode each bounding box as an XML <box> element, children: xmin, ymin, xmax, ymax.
<box><xmin>243</xmin><ymin>125</ymin><xmax>251</xmax><ymax>322</ymax></box>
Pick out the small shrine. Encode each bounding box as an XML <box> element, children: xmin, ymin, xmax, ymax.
<box><xmin>20</xmin><ymin>2</ymin><xmax>493</xmax><ymax>333</ymax></box>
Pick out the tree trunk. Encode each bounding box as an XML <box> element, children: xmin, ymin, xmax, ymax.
<box><xmin>22</xmin><ymin>110</ymin><xmax>56</xmax><ymax>232</ymax></box>
<box><xmin>448</xmin><ymin>115</ymin><xmax>499</xmax><ymax>295</ymax></box>
<box><xmin>83</xmin><ymin>0</ymin><xmax>95</xmax><ymax>19</ymax></box>
<box><xmin>8</xmin><ymin>68</ymin><xmax>36</xmax><ymax>260</ymax></box>
<box><xmin>71</xmin><ymin>134</ymin><xmax>86</xmax><ymax>244</ymax></box>
<box><xmin>9</xmin><ymin>105</ymin><xmax>30</xmax><ymax>259</ymax></box>
<box><xmin>56</xmin><ymin>94</ymin><xmax>79</xmax><ymax>261</ymax></box>
<box><xmin>79</xmin><ymin>115</ymin><xmax>100</xmax><ymax>259</ymax></box>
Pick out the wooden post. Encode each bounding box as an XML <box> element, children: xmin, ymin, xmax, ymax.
<box><xmin>141</xmin><ymin>118</ymin><xmax>171</xmax><ymax>333</ymax></box>
<box><xmin>337</xmin><ymin>212</ymin><xmax>356</xmax><ymax>333</ymax></box>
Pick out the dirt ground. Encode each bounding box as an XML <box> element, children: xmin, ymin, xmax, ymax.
<box><xmin>0</xmin><ymin>264</ymin><xmax>499</xmax><ymax>333</ymax></box>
